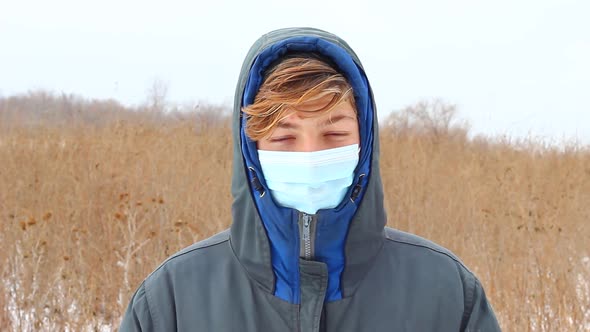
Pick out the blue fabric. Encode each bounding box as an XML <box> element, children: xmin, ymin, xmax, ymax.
<box><xmin>240</xmin><ymin>36</ymin><xmax>374</xmax><ymax>303</ymax></box>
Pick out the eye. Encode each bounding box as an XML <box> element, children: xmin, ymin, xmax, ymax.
<box><xmin>325</xmin><ymin>132</ymin><xmax>349</xmax><ymax>137</ymax></box>
<box><xmin>268</xmin><ymin>136</ymin><xmax>294</xmax><ymax>143</ymax></box>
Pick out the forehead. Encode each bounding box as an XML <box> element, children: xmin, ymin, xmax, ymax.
<box><xmin>275</xmin><ymin>102</ymin><xmax>358</xmax><ymax>132</ymax></box>
<box><xmin>283</xmin><ymin>97</ymin><xmax>357</xmax><ymax>121</ymax></box>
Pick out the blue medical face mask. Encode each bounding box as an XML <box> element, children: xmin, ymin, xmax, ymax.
<box><xmin>257</xmin><ymin>144</ymin><xmax>360</xmax><ymax>214</ymax></box>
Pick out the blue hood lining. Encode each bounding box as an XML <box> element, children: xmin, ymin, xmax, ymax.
<box><xmin>240</xmin><ymin>36</ymin><xmax>374</xmax><ymax>303</ymax></box>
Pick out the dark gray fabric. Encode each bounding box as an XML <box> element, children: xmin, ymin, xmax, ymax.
<box><xmin>120</xmin><ymin>227</ymin><xmax>500</xmax><ymax>331</ymax></box>
<box><xmin>120</xmin><ymin>27</ymin><xmax>501</xmax><ymax>331</ymax></box>
<box><xmin>299</xmin><ymin>260</ymin><xmax>328</xmax><ymax>332</ymax></box>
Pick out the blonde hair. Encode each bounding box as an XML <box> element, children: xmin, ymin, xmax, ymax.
<box><xmin>242</xmin><ymin>53</ymin><xmax>356</xmax><ymax>141</ymax></box>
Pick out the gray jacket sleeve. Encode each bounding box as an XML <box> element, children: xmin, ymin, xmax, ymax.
<box><xmin>119</xmin><ymin>283</ymin><xmax>154</xmax><ymax>332</ymax></box>
<box><xmin>461</xmin><ymin>276</ymin><xmax>501</xmax><ymax>331</ymax></box>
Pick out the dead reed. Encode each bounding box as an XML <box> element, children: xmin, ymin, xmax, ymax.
<box><xmin>0</xmin><ymin>94</ymin><xmax>588</xmax><ymax>331</ymax></box>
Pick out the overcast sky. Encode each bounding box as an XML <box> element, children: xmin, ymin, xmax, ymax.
<box><xmin>1</xmin><ymin>0</ymin><xmax>588</xmax><ymax>144</ymax></box>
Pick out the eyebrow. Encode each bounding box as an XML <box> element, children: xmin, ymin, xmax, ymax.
<box><xmin>320</xmin><ymin>114</ymin><xmax>356</xmax><ymax>127</ymax></box>
<box><xmin>277</xmin><ymin>114</ymin><xmax>356</xmax><ymax>129</ymax></box>
<box><xmin>277</xmin><ymin>121</ymin><xmax>298</xmax><ymax>129</ymax></box>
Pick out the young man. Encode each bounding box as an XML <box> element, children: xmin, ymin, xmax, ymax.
<box><xmin>120</xmin><ymin>27</ymin><xmax>500</xmax><ymax>331</ymax></box>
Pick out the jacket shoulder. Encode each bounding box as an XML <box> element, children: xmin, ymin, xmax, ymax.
<box><xmin>120</xmin><ymin>282</ymin><xmax>153</xmax><ymax>331</ymax></box>
<box><xmin>150</xmin><ymin>228</ymin><xmax>230</xmax><ymax>272</ymax></box>
<box><xmin>383</xmin><ymin>227</ymin><xmax>500</xmax><ymax>330</ymax></box>
<box><xmin>138</xmin><ymin>229</ymin><xmax>230</xmax><ymax>298</ymax></box>
<box><xmin>383</xmin><ymin>226</ymin><xmax>473</xmax><ymax>275</ymax></box>
<box><xmin>168</xmin><ymin>229</ymin><xmax>230</xmax><ymax>261</ymax></box>
<box><xmin>119</xmin><ymin>230</ymin><xmax>232</xmax><ymax>331</ymax></box>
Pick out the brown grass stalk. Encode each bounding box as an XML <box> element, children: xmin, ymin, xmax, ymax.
<box><xmin>0</xmin><ymin>93</ymin><xmax>588</xmax><ymax>331</ymax></box>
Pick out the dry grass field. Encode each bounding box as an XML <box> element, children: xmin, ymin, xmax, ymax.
<box><xmin>1</xmin><ymin>93</ymin><xmax>589</xmax><ymax>331</ymax></box>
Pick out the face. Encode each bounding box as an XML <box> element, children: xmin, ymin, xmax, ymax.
<box><xmin>257</xmin><ymin>95</ymin><xmax>360</xmax><ymax>152</ymax></box>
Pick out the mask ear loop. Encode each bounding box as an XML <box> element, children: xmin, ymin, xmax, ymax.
<box><xmin>350</xmin><ymin>173</ymin><xmax>366</xmax><ymax>202</ymax></box>
<box><xmin>248</xmin><ymin>167</ymin><xmax>266</xmax><ymax>198</ymax></box>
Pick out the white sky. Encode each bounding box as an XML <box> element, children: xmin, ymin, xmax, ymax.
<box><xmin>1</xmin><ymin>0</ymin><xmax>589</xmax><ymax>144</ymax></box>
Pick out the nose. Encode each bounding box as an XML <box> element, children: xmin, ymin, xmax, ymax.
<box><xmin>297</xmin><ymin>136</ymin><xmax>325</xmax><ymax>152</ymax></box>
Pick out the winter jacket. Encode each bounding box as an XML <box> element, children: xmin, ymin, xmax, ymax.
<box><xmin>120</xmin><ymin>27</ymin><xmax>501</xmax><ymax>332</ymax></box>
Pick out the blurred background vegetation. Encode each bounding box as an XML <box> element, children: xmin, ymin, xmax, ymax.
<box><xmin>0</xmin><ymin>91</ymin><xmax>588</xmax><ymax>331</ymax></box>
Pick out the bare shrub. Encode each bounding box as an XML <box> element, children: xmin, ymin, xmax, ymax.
<box><xmin>145</xmin><ymin>78</ymin><xmax>169</xmax><ymax>113</ymax></box>
<box><xmin>384</xmin><ymin>99</ymin><xmax>470</xmax><ymax>143</ymax></box>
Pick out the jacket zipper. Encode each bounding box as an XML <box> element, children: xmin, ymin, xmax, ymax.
<box><xmin>300</xmin><ymin>213</ymin><xmax>316</xmax><ymax>260</ymax></box>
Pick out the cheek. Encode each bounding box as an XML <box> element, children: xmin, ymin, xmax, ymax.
<box><xmin>352</xmin><ymin>125</ymin><xmax>361</xmax><ymax>143</ymax></box>
<box><xmin>256</xmin><ymin>140</ymin><xmax>267</xmax><ymax>150</ymax></box>
<box><xmin>354</xmin><ymin>128</ymin><xmax>361</xmax><ymax>142</ymax></box>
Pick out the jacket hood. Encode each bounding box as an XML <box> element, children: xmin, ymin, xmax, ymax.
<box><xmin>230</xmin><ymin>27</ymin><xmax>386</xmax><ymax>304</ymax></box>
